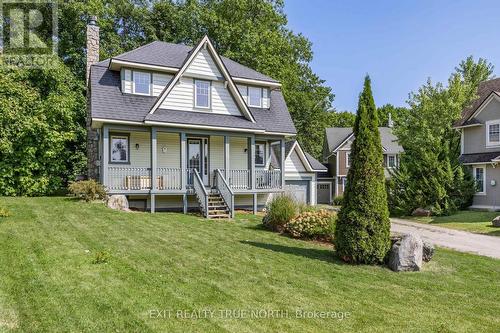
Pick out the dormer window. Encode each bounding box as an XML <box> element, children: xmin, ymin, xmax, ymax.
<box><xmin>486</xmin><ymin>120</ymin><xmax>500</xmax><ymax>147</ymax></box>
<box><xmin>195</xmin><ymin>79</ymin><xmax>210</xmax><ymax>108</ymax></box>
<box><xmin>133</xmin><ymin>71</ymin><xmax>151</xmax><ymax>95</ymax></box>
<box><xmin>248</xmin><ymin>87</ymin><xmax>262</xmax><ymax>107</ymax></box>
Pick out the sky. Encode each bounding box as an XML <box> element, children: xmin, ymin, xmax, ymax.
<box><xmin>284</xmin><ymin>0</ymin><xmax>500</xmax><ymax>112</ymax></box>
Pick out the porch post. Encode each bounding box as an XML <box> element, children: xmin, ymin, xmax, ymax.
<box><xmin>280</xmin><ymin>139</ymin><xmax>286</xmax><ymax>189</ymax></box>
<box><xmin>224</xmin><ymin>135</ymin><xmax>230</xmax><ymax>178</ymax></box>
<box><xmin>183</xmin><ymin>193</ymin><xmax>187</xmax><ymax>214</ymax></box>
<box><xmin>180</xmin><ymin>132</ymin><xmax>187</xmax><ymax>190</ymax></box>
<box><xmin>151</xmin><ymin>127</ymin><xmax>157</xmax><ymax>213</ymax></box>
<box><xmin>102</xmin><ymin>125</ymin><xmax>109</xmax><ymax>188</ymax></box>
<box><xmin>249</xmin><ymin>136</ymin><xmax>256</xmax><ymax>190</ymax></box>
<box><xmin>253</xmin><ymin>193</ymin><xmax>257</xmax><ymax>214</ymax></box>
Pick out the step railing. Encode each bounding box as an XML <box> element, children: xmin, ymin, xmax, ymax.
<box><xmin>192</xmin><ymin>169</ymin><xmax>209</xmax><ymax>218</ymax></box>
<box><xmin>255</xmin><ymin>170</ymin><xmax>282</xmax><ymax>189</ymax></box>
<box><xmin>215</xmin><ymin>169</ymin><xmax>234</xmax><ymax>218</ymax></box>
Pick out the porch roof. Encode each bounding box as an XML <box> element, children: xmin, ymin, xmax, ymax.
<box><xmin>459</xmin><ymin>152</ymin><xmax>500</xmax><ymax>164</ymax></box>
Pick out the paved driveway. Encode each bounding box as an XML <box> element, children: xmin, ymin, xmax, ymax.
<box><xmin>391</xmin><ymin>218</ymin><xmax>500</xmax><ymax>259</ymax></box>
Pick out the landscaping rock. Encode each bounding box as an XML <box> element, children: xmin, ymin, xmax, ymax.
<box><xmin>388</xmin><ymin>233</ymin><xmax>423</xmax><ymax>272</ymax></box>
<box><xmin>422</xmin><ymin>242</ymin><xmax>435</xmax><ymax>262</ymax></box>
<box><xmin>107</xmin><ymin>195</ymin><xmax>130</xmax><ymax>211</ymax></box>
<box><xmin>412</xmin><ymin>208</ymin><xmax>431</xmax><ymax>217</ymax></box>
<box><xmin>492</xmin><ymin>216</ymin><xmax>500</xmax><ymax>228</ymax></box>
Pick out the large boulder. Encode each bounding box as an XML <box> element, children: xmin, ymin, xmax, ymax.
<box><xmin>492</xmin><ymin>216</ymin><xmax>500</xmax><ymax>228</ymax></box>
<box><xmin>412</xmin><ymin>208</ymin><xmax>431</xmax><ymax>217</ymax></box>
<box><xmin>388</xmin><ymin>233</ymin><xmax>423</xmax><ymax>272</ymax></box>
<box><xmin>107</xmin><ymin>195</ymin><xmax>129</xmax><ymax>211</ymax></box>
<box><xmin>422</xmin><ymin>242</ymin><xmax>435</xmax><ymax>262</ymax></box>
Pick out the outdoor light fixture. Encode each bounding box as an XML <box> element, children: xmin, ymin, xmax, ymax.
<box><xmin>135</xmin><ymin>143</ymin><xmax>140</xmax><ymax>150</ymax></box>
<box><xmin>244</xmin><ymin>148</ymin><xmax>248</xmax><ymax>153</ymax></box>
<box><xmin>162</xmin><ymin>146</ymin><xmax>168</xmax><ymax>153</ymax></box>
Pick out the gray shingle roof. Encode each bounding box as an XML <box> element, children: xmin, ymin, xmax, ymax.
<box><xmin>113</xmin><ymin>40</ymin><xmax>279</xmax><ymax>83</ymax></box>
<box><xmin>455</xmin><ymin>78</ymin><xmax>500</xmax><ymax>127</ymax></box>
<box><xmin>304</xmin><ymin>152</ymin><xmax>328</xmax><ymax>171</ymax></box>
<box><xmin>90</xmin><ymin>63</ymin><xmax>296</xmax><ymax>134</ymax></box>
<box><xmin>325</xmin><ymin>127</ymin><xmax>403</xmax><ymax>154</ymax></box>
<box><xmin>459</xmin><ymin>152</ymin><xmax>500</xmax><ymax>164</ymax></box>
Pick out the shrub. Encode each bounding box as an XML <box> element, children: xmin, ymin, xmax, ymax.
<box><xmin>0</xmin><ymin>207</ymin><xmax>10</xmax><ymax>218</ymax></box>
<box><xmin>262</xmin><ymin>194</ymin><xmax>298</xmax><ymax>231</ymax></box>
<box><xmin>333</xmin><ymin>195</ymin><xmax>343</xmax><ymax>206</ymax></box>
<box><xmin>285</xmin><ymin>210</ymin><xmax>337</xmax><ymax>240</ymax></box>
<box><xmin>68</xmin><ymin>180</ymin><xmax>106</xmax><ymax>202</ymax></box>
<box><xmin>92</xmin><ymin>251</ymin><xmax>110</xmax><ymax>264</ymax></box>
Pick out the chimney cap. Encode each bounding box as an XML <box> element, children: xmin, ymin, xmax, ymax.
<box><xmin>89</xmin><ymin>15</ymin><xmax>98</xmax><ymax>26</ymax></box>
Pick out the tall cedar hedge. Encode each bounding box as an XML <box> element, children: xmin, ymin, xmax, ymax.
<box><xmin>334</xmin><ymin>76</ymin><xmax>391</xmax><ymax>264</ymax></box>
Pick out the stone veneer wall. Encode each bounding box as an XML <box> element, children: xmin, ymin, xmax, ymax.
<box><xmin>86</xmin><ymin>17</ymin><xmax>100</xmax><ymax>180</ymax></box>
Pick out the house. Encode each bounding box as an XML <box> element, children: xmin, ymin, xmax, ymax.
<box><xmin>454</xmin><ymin>78</ymin><xmax>500</xmax><ymax>210</ymax></box>
<box><xmin>85</xmin><ymin>17</ymin><xmax>325</xmax><ymax>217</ymax></box>
<box><xmin>318</xmin><ymin>127</ymin><xmax>404</xmax><ymax>204</ymax></box>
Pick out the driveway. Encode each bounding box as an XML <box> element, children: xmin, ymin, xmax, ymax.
<box><xmin>391</xmin><ymin>218</ymin><xmax>500</xmax><ymax>259</ymax></box>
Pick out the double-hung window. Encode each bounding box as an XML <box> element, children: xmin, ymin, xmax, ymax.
<box><xmin>388</xmin><ymin>155</ymin><xmax>396</xmax><ymax>168</ymax></box>
<box><xmin>110</xmin><ymin>134</ymin><xmax>129</xmax><ymax>164</ymax></box>
<box><xmin>248</xmin><ymin>87</ymin><xmax>262</xmax><ymax>107</ymax></box>
<box><xmin>487</xmin><ymin>120</ymin><xmax>500</xmax><ymax>147</ymax></box>
<box><xmin>133</xmin><ymin>71</ymin><xmax>150</xmax><ymax>95</ymax></box>
<box><xmin>255</xmin><ymin>142</ymin><xmax>266</xmax><ymax>166</ymax></box>
<box><xmin>474</xmin><ymin>166</ymin><xmax>486</xmax><ymax>195</ymax></box>
<box><xmin>345</xmin><ymin>152</ymin><xmax>350</xmax><ymax>168</ymax></box>
<box><xmin>195</xmin><ymin>80</ymin><xmax>210</xmax><ymax>108</ymax></box>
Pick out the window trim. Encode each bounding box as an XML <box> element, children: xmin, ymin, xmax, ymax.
<box><xmin>194</xmin><ymin>79</ymin><xmax>211</xmax><ymax>109</ymax></box>
<box><xmin>109</xmin><ymin>133</ymin><xmax>130</xmax><ymax>164</ymax></box>
<box><xmin>248</xmin><ymin>86</ymin><xmax>262</xmax><ymax>108</ymax></box>
<box><xmin>132</xmin><ymin>70</ymin><xmax>151</xmax><ymax>96</ymax></box>
<box><xmin>486</xmin><ymin>120</ymin><xmax>500</xmax><ymax>147</ymax></box>
<box><xmin>473</xmin><ymin>166</ymin><xmax>486</xmax><ymax>195</ymax></box>
<box><xmin>255</xmin><ymin>141</ymin><xmax>266</xmax><ymax>166</ymax></box>
<box><xmin>345</xmin><ymin>152</ymin><xmax>350</xmax><ymax>168</ymax></box>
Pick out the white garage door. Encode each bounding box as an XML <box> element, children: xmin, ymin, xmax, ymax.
<box><xmin>285</xmin><ymin>180</ymin><xmax>310</xmax><ymax>204</ymax></box>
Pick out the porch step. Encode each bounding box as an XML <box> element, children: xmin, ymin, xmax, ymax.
<box><xmin>206</xmin><ymin>193</ymin><xmax>230</xmax><ymax>219</ymax></box>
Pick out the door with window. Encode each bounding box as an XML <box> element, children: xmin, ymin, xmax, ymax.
<box><xmin>187</xmin><ymin>138</ymin><xmax>209</xmax><ymax>186</ymax></box>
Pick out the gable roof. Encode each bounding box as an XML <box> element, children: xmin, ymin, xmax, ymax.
<box><xmin>270</xmin><ymin>140</ymin><xmax>327</xmax><ymax>172</ymax></box>
<box><xmin>324</xmin><ymin>127</ymin><xmax>404</xmax><ymax>154</ymax></box>
<box><xmin>455</xmin><ymin>78</ymin><xmax>500</xmax><ymax>127</ymax></box>
<box><xmin>112</xmin><ymin>40</ymin><xmax>278</xmax><ymax>83</ymax></box>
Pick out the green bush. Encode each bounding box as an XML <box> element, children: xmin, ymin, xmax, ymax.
<box><xmin>68</xmin><ymin>180</ymin><xmax>106</xmax><ymax>202</ymax></box>
<box><xmin>0</xmin><ymin>207</ymin><xmax>10</xmax><ymax>217</ymax></box>
<box><xmin>333</xmin><ymin>195</ymin><xmax>343</xmax><ymax>206</ymax></box>
<box><xmin>262</xmin><ymin>195</ymin><xmax>298</xmax><ymax>231</ymax></box>
<box><xmin>92</xmin><ymin>251</ymin><xmax>110</xmax><ymax>264</ymax></box>
<box><xmin>285</xmin><ymin>210</ymin><xmax>337</xmax><ymax>240</ymax></box>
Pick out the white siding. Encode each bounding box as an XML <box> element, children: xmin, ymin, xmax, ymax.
<box><xmin>210</xmin><ymin>136</ymin><xmax>224</xmax><ymax>177</ymax></box>
<box><xmin>262</xmin><ymin>88</ymin><xmax>269</xmax><ymax>108</ymax></box>
<box><xmin>157</xmin><ymin>132</ymin><xmax>180</xmax><ymax>168</ymax></box>
<box><xmin>285</xmin><ymin>150</ymin><xmax>307</xmax><ymax>173</ymax></box>
<box><xmin>152</xmin><ymin>73</ymin><xmax>172</xmax><ymax>96</ymax></box>
<box><xmin>230</xmin><ymin>137</ymin><xmax>248</xmax><ymax>169</ymax></box>
<box><xmin>237</xmin><ymin>84</ymin><xmax>248</xmax><ymax>103</ymax></box>
<box><xmin>160</xmin><ymin>77</ymin><xmax>241</xmax><ymax>116</ymax></box>
<box><xmin>185</xmin><ymin>49</ymin><xmax>222</xmax><ymax>79</ymax></box>
<box><xmin>122</xmin><ymin>69</ymin><xmax>132</xmax><ymax>93</ymax></box>
<box><xmin>130</xmin><ymin>132</ymin><xmax>150</xmax><ymax>167</ymax></box>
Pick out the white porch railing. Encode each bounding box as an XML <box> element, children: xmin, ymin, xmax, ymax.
<box><xmin>157</xmin><ymin>168</ymin><xmax>182</xmax><ymax>190</ymax></box>
<box><xmin>227</xmin><ymin>169</ymin><xmax>250</xmax><ymax>190</ymax></box>
<box><xmin>107</xmin><ymin>167</ymin><xmax>151</xmax><ymax>190</ymax></box>
<box><xmin>256</xmin><ymin>170</ymin><xmax>282</xmax><ymax>189</ymax></box>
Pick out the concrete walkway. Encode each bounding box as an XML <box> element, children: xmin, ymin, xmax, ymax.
<box><xmin>391</xmin><ymin>218</ymin><xmax>500</xmax><ymax>259</ymax></box>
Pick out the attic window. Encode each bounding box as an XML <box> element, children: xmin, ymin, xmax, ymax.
<box><xmin>248</xmin><ymin>87</ymin><xmax>262</xmax><ymax>107</ymax></box>
<box><xmin>133</xmin><ymin>71</ymin><xmax>150</xmax><ymax>95</ymax></box>
<box><xmin>195</xmin><ymin>79</ymin><xmax>210</xmax><ymax>108</ymax></box>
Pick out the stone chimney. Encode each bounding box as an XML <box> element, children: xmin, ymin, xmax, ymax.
<box><xmin>388</xmin><ymin>112</ymin><xmax>394</xmax><ymax>128</ymax></box>
<box><xmin>86</xmin><ymin>16</ymin><xmax>100</xmax><ymax>180</ymax></box>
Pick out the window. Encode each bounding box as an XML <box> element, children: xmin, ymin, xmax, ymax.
<box><xmin>345</xmin><ymin>152</ymin><xmax>350</xmax><ymax>167</ymax></box>
<box><xmin>474</xmin><ymin>166</ymin><xmax>486</xmax><ymax>194</ymax></box>
<box><xmin>248</xmin><ymin>86</ymin><xmax>262</xmax><ymax>107</ymax></box>
<box><xmin>388</xmin><ymin>155</ymin><xmax>396</xmax><ymax>168</ymax></box>
<box><xmin>110</xmin><ymin>135</ymin><xmax>129</xmax><ymax>163</ymax></box>
<box><xmin>342</xmin><ymin>177</ymin><xmax>348</xmax><ymax>192</ymax></box>
<box><xmin>487</xmin><ymin>120</ymin><xmax>500</xmax><ymax>146</ymax></box>
<box><xmin>255</xmin><ymin>142</ymin><xmax>266</xmax><ymax>166</ymax></box>
<box><xmin>195</xmin><ymin>80</ymin><xmax>210</xmax><ymax>108</ymax></box>
<box><xmin>133</xmin><ymin>71</ymin><xmax>150</xmax><ymax>95</ymax></box>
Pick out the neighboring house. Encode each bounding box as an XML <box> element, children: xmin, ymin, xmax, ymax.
<box><xmin>85</xmin><ymin>18</ymin><xmax>324</xmax><ymax>217</ymax></box>
<box><xmin>318</xmin><ymin>127</ymin><xmax>404</xmax><ymax>203</ymax></box>
<box><xmin>454</xmin><ymin>78</ymin><xmax>500</xmax><ymax>210</ymax></box>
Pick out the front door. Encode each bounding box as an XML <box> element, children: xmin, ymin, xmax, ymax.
<box><xmin>187</xmin><ymin>138</ymin><xmax>209</xmax><ymax>186</ymax></box>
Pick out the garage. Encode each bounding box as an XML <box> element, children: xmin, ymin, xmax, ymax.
<box><xmin>316</xmin><ymin>182</ymin><xmax>332</xmax><ymax>204</ymax></box>
<box><xmin>285</xmin><ymin>180</ymin><xmax>310</xmax><ymax>204</ymax></box>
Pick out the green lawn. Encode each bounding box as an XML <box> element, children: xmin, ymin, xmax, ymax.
<box><xmin>0</xmin><ymin>197</ymin><xmax>499</xmax><ymax>332</ymax></box>
<box><xmin>406</xmin><ymin>210</ymin><xmax>500</xmax><ymax>236</ymax></box>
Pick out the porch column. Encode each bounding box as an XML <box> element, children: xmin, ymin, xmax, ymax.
<box><xmin>150</xmin><ymin>127</ymin><xmax>157</xmax><ymax>213</ymax></box>
<box><xmin>280</xmin><ymin>139</ymin><xmax>286</xmax><ymax>189</ymax></box>
<box><xmin>183</xmin><ymin>193</ymin><xmax>187</xmax><ymax>214</ymax></box>
<box><xmin>249</xmin><ymin>136</ymin><xmax>256</xmax><ymax>190</ymax></box>
<box><xmin>253</xmin><ymin>193</ymin><xmax>257</xmax><ymax>214</ymax></box>
<box><xmin>102</xmin><ymin>125</ymin><xmax>109</xmax><ymax>187</ymax></box>
<box><xmin>224</xmin><ymin>135</ymin><xmax>230</xmax><ymax>178</ymax></box>
<box><xmin>180</xmin><ymin>132</ymin><xmax>187</xmax><ymax>190</ymax></box>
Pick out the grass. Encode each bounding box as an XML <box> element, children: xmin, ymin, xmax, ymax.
<box><xmin>0</xmin><ymin>197</ymin><xmax>498</xmax><ymax>332</ymax></box>
<box><xmin>405</xmin><ymin>210</ymin><xmax>500</xmax><ymax>236</ymax></box>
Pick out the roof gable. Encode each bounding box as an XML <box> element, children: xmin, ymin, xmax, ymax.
<box><xmin>455</xmin><ymin>78</ymin><xmax>500</xmax><ymax>127</ymax></box>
